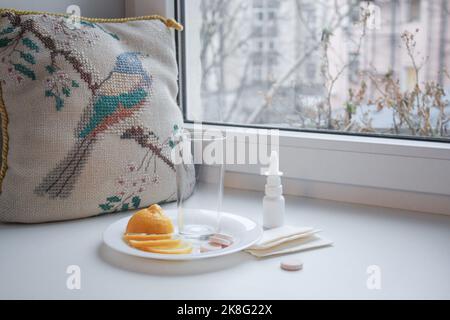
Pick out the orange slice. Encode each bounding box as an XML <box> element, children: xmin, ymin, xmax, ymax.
<box><xmin>128</xmin><ymin>238</ymin><xmax>181</xmax><ymax>249</ymax></box>
<box><xmin>142</xmin><ymin>241</ymin><xmax>193</xmax><ymax>254</ymax></box>
<box><xmin>124</xmin><ymin>233</ymin><xmax>172</xmax><ymax>241</ymax></box>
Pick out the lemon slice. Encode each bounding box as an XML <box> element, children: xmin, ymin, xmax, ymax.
<box><xmin>124</xmin><ymin>233</ymin><xmax>173</xmax><ymax>241</ymax></box>
<box><xmin>129</xmin><ymin>238</ymin><xmax>181</xmax><ymax>249</ymax></box>
<box><xmin>143</xmin><ymin>241</ymin><xmax>193</xmax><ymax>254</ymax></box>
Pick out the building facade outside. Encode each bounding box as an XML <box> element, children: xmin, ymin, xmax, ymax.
<box><xmin>185</xmin><ymin>0</ymin><xmax>450</xmax><ymax>138</ymax></box>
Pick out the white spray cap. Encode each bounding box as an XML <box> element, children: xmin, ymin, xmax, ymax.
<box><xmin>263</xmin><ymin>151</ymin><xmax>283</xmax><ymax>176</ymax></box>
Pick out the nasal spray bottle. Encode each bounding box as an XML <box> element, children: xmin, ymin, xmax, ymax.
<box><xmin>262</xmin><ymin>151</ymin><xmax>285</xmax><ymax>229</ymax></box>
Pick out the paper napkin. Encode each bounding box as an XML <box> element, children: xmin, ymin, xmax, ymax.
<box><xmin>245</xmin><ymin>225</ymin><xmax>333</xmax><ymax>258</ymax></box>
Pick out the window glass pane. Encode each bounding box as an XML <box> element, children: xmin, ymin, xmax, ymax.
<box><xmin>182</xmin><ymin>0</ymin><xmax>450</xmax><ymax>140</ymax></box>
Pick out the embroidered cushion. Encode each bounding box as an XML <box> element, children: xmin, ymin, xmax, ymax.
<box><xmin>0</xmin><ymin>9</ymin><xmax>194</xmax><ymax>223</ymax></box>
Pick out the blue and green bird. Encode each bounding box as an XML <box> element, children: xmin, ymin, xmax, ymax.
<box><xmin>35</xmin><ymin>52</ymin><xmax>152</xmax><ymax>198</ymax></box>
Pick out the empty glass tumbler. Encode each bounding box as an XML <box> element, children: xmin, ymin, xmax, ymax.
<box><xmin>173</xmin><ymin>129</ymin><xmax>225</xmax><ymax>239</ymax></box>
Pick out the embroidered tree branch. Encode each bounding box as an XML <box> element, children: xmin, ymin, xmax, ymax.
<box><xmin>5</xmin><ymin>12</ymin><xmax>100</xmax><ymax>94</ymax></box>
<box><xmin>121</xmin><ymin>126</ymin><xmax>175</xmax><ymax>171</ymax></box>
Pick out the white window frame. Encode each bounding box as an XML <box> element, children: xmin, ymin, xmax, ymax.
<box><xmin>127</xmin><ymin>0</ymin><xmax>450</xmax><ymax>215</ymax></box>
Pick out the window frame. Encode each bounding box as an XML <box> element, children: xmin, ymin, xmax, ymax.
<box><xmin>175</xmin><ymin>0</ymin><xmax>449</xmax><ymax>144</ymax></box>
<box><xmin>134</xmin><ymin>0</ymin><xmax>450</xmax><ymax>215</ymax></box>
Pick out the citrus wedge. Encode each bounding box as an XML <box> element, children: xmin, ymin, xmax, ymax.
<box><xmin>128</xmin><ymin>238</ymin><xmax>181</xmax><ymax>249</ymax></box>
<box><xmin>124</xmin><ymin>233</ymin><xmax>172</xmax><ymax>241</ymax></box>
<box><xmin>142</xmin><ymin>241</ymin><xmax>193</xmax><ymax>254</ymax></box>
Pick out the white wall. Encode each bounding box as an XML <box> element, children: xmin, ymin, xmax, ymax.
<box><xmin>0</xmin><ymin>0</ymin><xmax>125</xmax><ymax>18</ymax></box>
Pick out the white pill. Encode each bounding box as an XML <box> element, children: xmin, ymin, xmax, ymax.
<box><xmin>200</xmin><ymin>243</ymin><xmax>223</xmax><ymax>253</ymax></box>
<box><xmin>280</xmin><ymin>260</ymin><xmax>303</xmax><ymax>272</ymax></box>
<box><xmin>209</xmin><ymin>236</ymin><xmax>232</xmax><ymax>247</ymax></box>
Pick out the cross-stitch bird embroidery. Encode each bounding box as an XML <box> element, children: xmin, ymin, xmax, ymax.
<box><xmin>35</xmin><ymin>52</ymin><xmax>152</xmax><ymax>198</ymax></box>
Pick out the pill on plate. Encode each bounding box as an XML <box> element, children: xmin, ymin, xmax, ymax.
<box><xmin>280</xmin><ymin>260</ymin><xmax>303</xmax><ymax>271</ymax></box>
<box><xmin>200</xmin><ymin>243</ymin><xmax>223</xmax><ymax>253</ymax></box>
<box><xmin>209</xmin><ymin>236</ymin><xmax>232</xmax><ymax>247</ymax></box>
<box><xmin>212</xmin><ymin>233</ymin><xmax>234</xmax><ymax>242</ymax></box>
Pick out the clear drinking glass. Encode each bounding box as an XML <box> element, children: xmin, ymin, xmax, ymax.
<box><xmin>174</xmin><ymin>130</ymin><xmax>225</xmax><ymax>240</ymax></box>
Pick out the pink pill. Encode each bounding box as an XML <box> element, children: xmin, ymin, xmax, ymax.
<box><xmin>209</xmin><ymin>236</ymin><xmax>232</xmax><ymax>247</ymax></box>
<box><xmin>280</xmin><ymin>260</ymin><xmax>303</xmax><ymax>272</ymax></box>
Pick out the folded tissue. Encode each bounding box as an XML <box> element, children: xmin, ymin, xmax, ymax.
<box><xmin>245</xmin><ymin>225</ymin><xmax>333</xmax><ymax>258</ymax></box>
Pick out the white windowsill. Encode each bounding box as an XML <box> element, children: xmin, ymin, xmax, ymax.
<box><xmin>1</xmin><ymin>185</ymin><xmax>449</xmax><ymax>299</ymax></box>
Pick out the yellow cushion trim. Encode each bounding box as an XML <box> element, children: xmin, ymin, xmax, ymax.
<box><xmin>0</xmin><ymin>82</ymin><xmax>8</xmax><ymax>193</ymax></box>
<box><xmin>0</xmin><ymin>8</ymin><xmax>183</xmax><ymax>31</ymax></box>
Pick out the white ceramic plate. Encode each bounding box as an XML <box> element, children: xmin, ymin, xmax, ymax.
<box><xmin>103</xmin><ymin>210</ymin><xmax>263</xmax><ymax>261</ymax></box>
